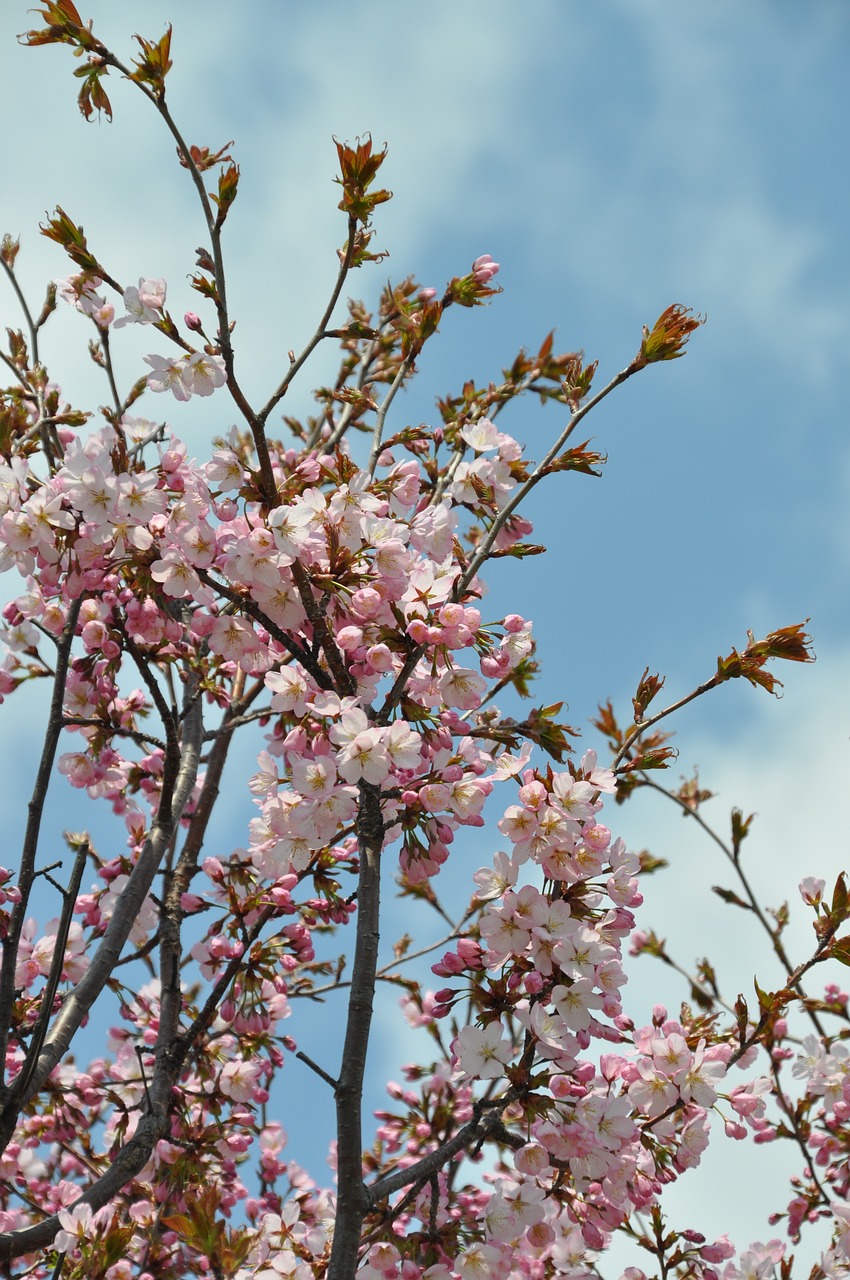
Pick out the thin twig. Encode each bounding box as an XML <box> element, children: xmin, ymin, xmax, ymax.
<box><xmin>640</xmin><ymin>775</ymin><xmax>827</xmax><ymax>1038</ymax></box>
<box><xmin>7</xmin><ymin>838</ymin><xmax>91</xmax><ymax>1108</ymax></box>
<box><xmin>456</xmin><ymin>361</ymin><xmax>640</xmax><ymax>597</ymax></box>
<box><xmin>612</xmin><ymin>678</ymin><xmax>720</xmax><ymax>772</ymax></box>
<box><xmin>367</xmin><ymin>353</ymin><xmax>414</xmax><ymax>479</ymax></box>
<box><xmin>99</xmin><ymin>325</ymin><xmax>123</xmax><ymax>419</ymax></box>
<box><xmin>296</xmin><ymin>1050</ymin><xmax>339</xmax><ymax>1091</ymax></box>
<box><xmin>5</xmin><ymin>673</ymin><xmax>203</xmax><ymax>1124</ymax></box>
<box><xmin>259</xmin><ymin>215</ymin><xmax>359</xmax><ymax>428</ymax></box>
<box><xmin>0</xmin><ymin>257</ymin><xmax>40</xmax><ymax>364</ymax></box>
<box><xmin>0</xmin><ymin>596</ymin><xmax>83</xmax><ymax>1086</ymax></box>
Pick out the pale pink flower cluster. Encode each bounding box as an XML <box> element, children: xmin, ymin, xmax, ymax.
<box><xmin>2</xmin><ymin>257</ymin><xmax>845</xmax><ymax>1280</ymax></box>
<box><xmin>353</xmin><ymin>750</ymin><xmax>769</xmax><ymax>1271</ymax></box>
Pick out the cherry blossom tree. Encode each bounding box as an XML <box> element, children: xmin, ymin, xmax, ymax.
<box><xmin>0</xmin><ymin>6</ymin><xmax>847</xmax><ymax>1280</ymax></box>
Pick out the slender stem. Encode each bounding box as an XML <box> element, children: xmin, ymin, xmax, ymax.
<box><xmin>430</xmin><ymin>440</ymin><xmax>467</xmax><ymax>507</ymax></box>
<box><xmin>200</xmin><ymin>703</ymin><xmax>274</xmax><ymax>736</ymax></box>
<box><xmin>0</xmin><ymin>673</ymin><xmax>203</xmax><ymax>1137</ymax></box>
<box><xmin>367</xmin><ymin>354</ymin><xmax>414</xmax><ymax>479</ymax></box>
<box><xmin>456</xmin><ymin>362</ymin><xmax>639</xmax><ymax>597</ymax></box>
<box><xmin>101</xmin><ymin>50</ymin><xmax>277</xmax><ymax>504</ymax></box>
<box><xmin>6</xmin><ymin>839</ymin><xmax>90</xmax><ymax>1108</ymax></box>
<box><xmin>259</xmin><ymin>215</ymin><xmax>359</xmax><ymax>427</ymax></box>
<box><xmin>124</xmin><ymin>636</ymin><xmax>179</xmax><ymax>759</ymax></box>
<box><xmin>155</xmin><ymin>690</ymin><xmax>249</xmax><ymax>1100</ymax></box>
<box><xmin>0</xmin><ymin>257</ymin><xmax>40</xmax><ymax>366</ymax></box>
<box><xmin>612</xmin><ymin>677</ymin><xmax>720</xmax><ymax>771</ymax></box>
<box><xmin>62</xmin><ymin>716</ymin><xmax>166</xmax><ymax>752</ymax></box>
<box><xmin>127</xmin><ymin>420</ymin><xmax>167</xmax><ymax>461</ymax></box>
<box><xmin>768</xmin><ymin>1052</ymin><xmax>832</xmax><ymax>1207</ymax></box>
<box><xmin>368</xmin><ymin>1100</ymin><xmax>514</xmax><ymax>1204</ymax></box>
<box><xmin>289</xmin><ymin>560</ymin><xmax>355</xmax><ymax>696</ymax></box>
<box><xmin>175</xmin><ymin>904</ymin><xmax>275</xmax><ymax>1060</ymax></box>
<box><xmin>98</xmin><ymin>324</ymin><xmax>123</xmax><ymax>419</ymax></box>
<box><xmin>640</xmin><ymin>776</ymin><xmax>827</xmax><ymax>1037</ymax></box>
<box><xmin>0</xmin><ymin>348</ymin><xmax>28</xmax><ymax>386</ymax></box>
<box><xmin>316</xmin><ymin>336</ymin><xmax>378</xmax><ymax>454</ymax></box>
<box><xmin>370</xmin><ymin>364</ymin><xmax>643</xmax><ymax>727</ymax></box>
<box><xmin>0</xmin><ymin>596</ymin><xmax>82</xmax><ymax>1086</ymax></box>
<box><xmin>196</xmin><ymin>567</ymin><xmax>332</xmax><ymax>690</ymax></box>
<box><xmin>296</xmin><ymin>1050</ymin><xmax>339</xmax><ymax>1091</ymax></box>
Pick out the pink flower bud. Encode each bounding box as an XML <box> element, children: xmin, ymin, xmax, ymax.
<box><xmin>366</xmin><ymin>643</ymin><xmax>393</xmax><ymax>672</ymax></box>
<box><xmin>439</xmin><ymin>603</ymin><xmax>465</xmax><ymax>627</ymax></box>
<box><xmin>92</xmin><ymin>301</ymin><xmax>114</xmax><ymax>328</ymax></box>
<box><xmin>336</xmin><ymin>625</ymin><xmax>363</xmax><ymax>652</ymax></box>
<box><xmin>699</xmin><ymin>1236</ymin><xmax>735</xmax><ymax>1263</ymax></box>
<box><xmin>527</xmin><ymin>1223</ymin><xmax>555</xmax><ymax>1249</ymax></box>
<box><xmin>799</xmin><ymin>876</ymin><xmax>825</xmax><ymax>906</ymax></box>
<box><xmin>184</xmin><ymin>311</ymin><xmax>203</xmax><ymax>331</ymax></box>
<box><xmin>406</xmin><ymin>619</ymin><xmax>429</xmax><ymax>644</ymax></box>
<box><xmin>456</xmin><ymin>938</ymin><xmax>483</xmax><ymax>964</ymax></box>
<box><xmin>471</xmin><ymin>254</ymin><xmax>500</xmax><ymax>285</ymax></box>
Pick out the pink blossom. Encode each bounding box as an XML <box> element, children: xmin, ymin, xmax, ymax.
<box><xmin>471</xmin><ymin>254</ymin><xmax>500</xmax><ymax>284</ymax></box>
<box><xmin>115</xmin><ymin>278</ymin><xmax>165</xmax><ymax>327</ymax></box>
<box><xmin>182</xmin><ymin>350</ymin><xmax>226</xmax><ymax>396</ymax></box>
<box><xmin>219</xmin><ymin>1058</ymin><xmax>262</xmax><ymax>1103</ymax></box>
<box><xmin>799</xmin><ymin>875</ymin><xmax>826</xmax><ymax>906</ymax></box>
<box><xmin>456</xmin><ymin>1022</ymin><xmax>513</xmax><ymax>1079</ymax></box>
<box><xmin>336</xmin><ymin>727</ymin><xmax>391</xmax><ymax>784</ymax></box>
<box><xmin>143</xmin><ymin>352</ymin><xmax>192</xmax><ymax>400</ymax></box>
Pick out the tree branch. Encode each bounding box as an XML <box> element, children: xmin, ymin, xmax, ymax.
<box><xmin>327</xmin><ymin>781</ymin><xmax>385</xmax><ymax>1280</ymax></box>
<box><xmin>0</xmin><ymin>596</ymin><xmax>83</xmax><ymax>1086</ymax></box>
<box><xmin>0</xmin><ymin>673</ymin><xmax>203</xmax><ymax>1141</ymax></box>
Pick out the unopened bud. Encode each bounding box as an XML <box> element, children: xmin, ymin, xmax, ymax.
<box><xmin>471</xmin><ymin>254</ymin><xmax>499</xmax><ymax>285</ymax></box>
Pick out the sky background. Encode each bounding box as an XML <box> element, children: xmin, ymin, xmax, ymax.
<box><xmin>1</xmin><ymin>0</ymin><xmax>849</xmax><ymax>1268</ymax></box>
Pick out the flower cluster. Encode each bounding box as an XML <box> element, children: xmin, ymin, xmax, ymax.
<box><xmin>0</xmin><ymin>14</ymin><xmax>842</xmax><ymax>1279</ymax></box>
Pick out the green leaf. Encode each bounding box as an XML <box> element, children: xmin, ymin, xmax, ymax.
<box><xmin>73</xmin><ymin>61</ymin><xmax>112</xmax><ymax>121</ymax></box>
<box><xmin>212</xmin><ymin>162</ymin><xmax>240</xmax><ymax>231</ymax></box>
<box><xmin>128</xmin><ymin>26</ymin><xmax>173</xmax><ymax>96</ymax></box>
<box><xmin>731</xmin><ymin>807</ymin><xmax>755</xmax><ymax>855</ymax></box>
<box><xmin>488</xmin><ymin>542</ymin><xmax>547</xmax><ymax>559</ymax></box>
<box><xmin>39</xmin><ymin>206</ymin><xmax>100</xmax><ymax>273</ymax></box>
<box><xmin>712</xmin><ymin>885</ymin><xmax>752</xmax><ymax>910</ymax></box>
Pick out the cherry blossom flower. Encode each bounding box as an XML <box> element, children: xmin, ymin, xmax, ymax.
<box><xmin>143</xmin><ymin>352</ymin><xmax>192</xmax><ymax>400</ymax></box>
<box><xmin>799</xmin><ymin>875</ymin><xmax>826</xmax><ymax>906</ymax></box>
<box><xmin>114</xmin><ymin>278</ymin><xmax>166</xmax><ymax>327</ymax></box>
<box><xmin>456</xmin><ymin>1022</ymin><xmax>513</xmax><ymax>1079</ymax></box>
<box><xmin>181</xmin><ymin>350</ymin><xmax>226</xmax><ymax>396</ymax></box>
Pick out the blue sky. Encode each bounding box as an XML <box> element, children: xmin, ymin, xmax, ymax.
<box><xmin>2</xmin><ymin>0</ymin><xmax>849</xmax><ymax>1263</ymax></box>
